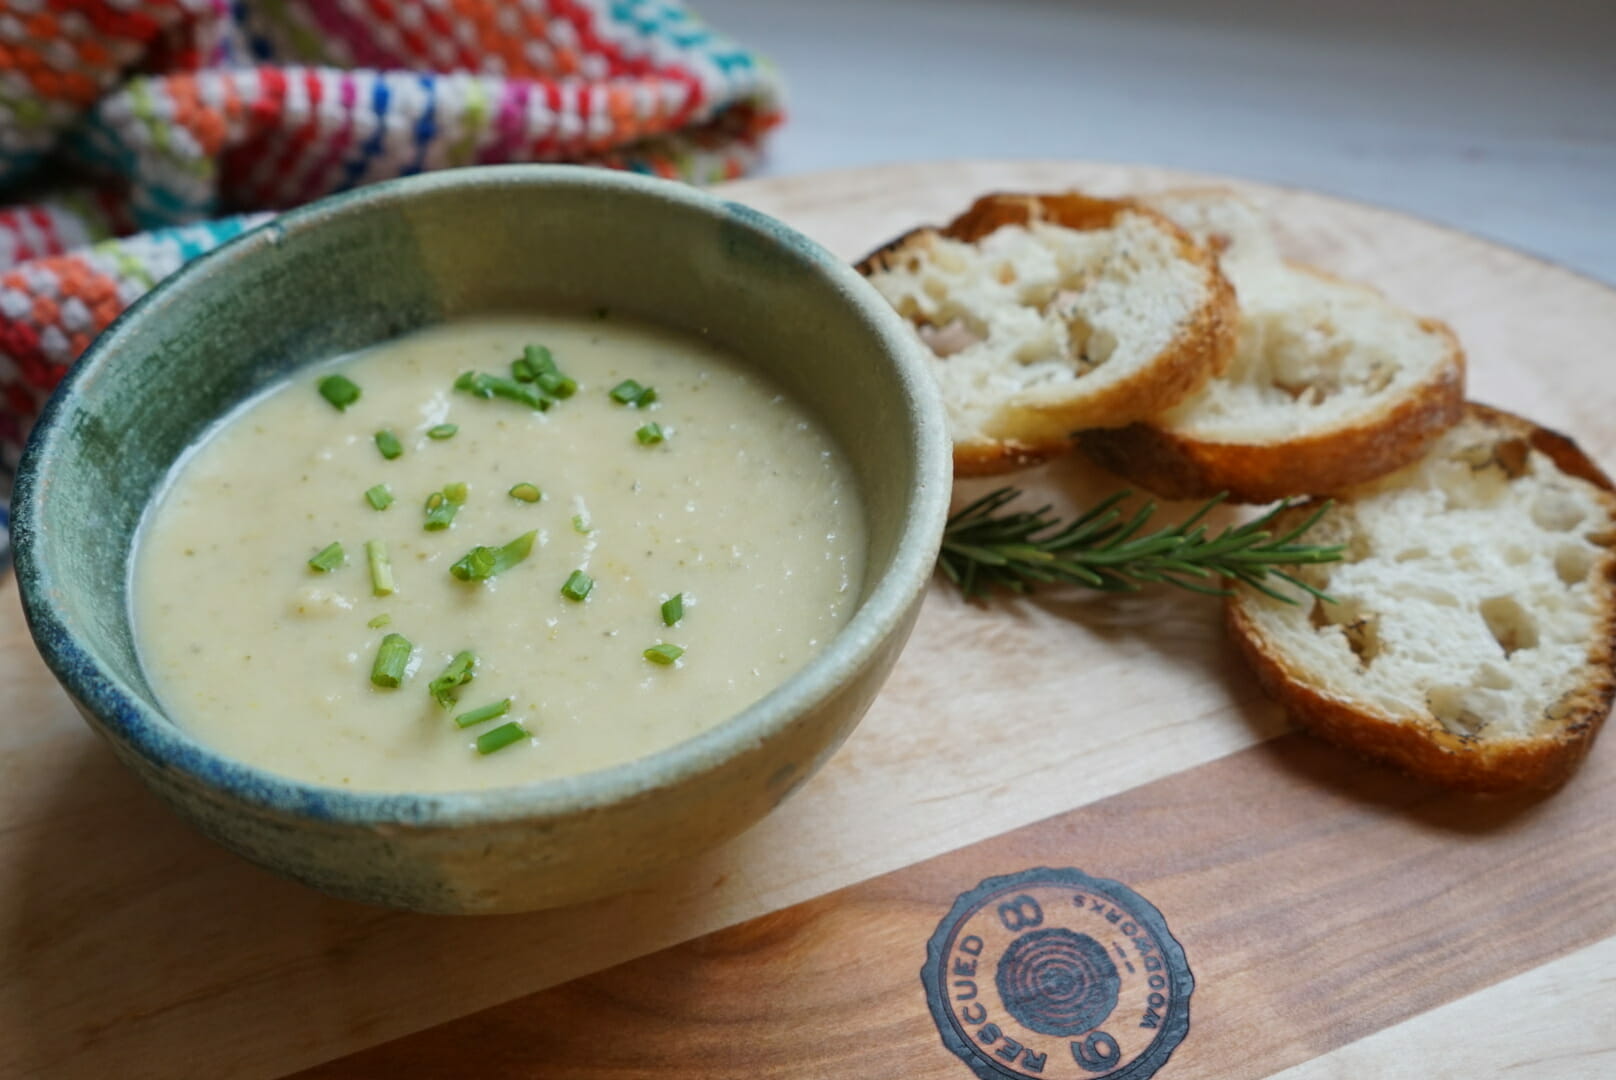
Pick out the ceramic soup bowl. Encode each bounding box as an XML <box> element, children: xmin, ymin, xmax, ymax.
<box><xmin>12</xmin><ymin>165</ymin><xmax>950</xmax><ymax>914</ymax></box>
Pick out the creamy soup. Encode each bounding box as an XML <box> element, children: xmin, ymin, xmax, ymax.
<box><xmin>132</xmin><ymin>315</ymin><xmax>866</xmax><ymax>791</ymax></box>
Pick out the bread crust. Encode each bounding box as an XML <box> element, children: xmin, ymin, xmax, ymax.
<box><xmin>1226</xmin><ymin>405</ymin><xmax>1616</xmax><ymax>793</ymax></box>
<box><xmin>857</xmin><ymin>192</ymin><xmax>1239</xmax><ymax>478</ymax></box>
<box><xmin>1079</xmin><ymin>317</ymin><xmax>1465</xmax><ymax>501</ymax></box>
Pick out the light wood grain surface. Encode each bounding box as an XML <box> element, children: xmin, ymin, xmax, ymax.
<box><xmin>1</xmin><ymin>161</ymin><xmax>1613</xmax><ymax>1079</ymax></box>
<box><xmin>296</xmin><ymin>732</ymin><xmax>1616</xmax><ymax>1078</ymax></box>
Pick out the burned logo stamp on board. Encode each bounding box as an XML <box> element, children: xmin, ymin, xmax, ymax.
<box><xmin>922</xmin><ymin>867</ymin><xmax>1193</xmax><ymax>1079</ymax></box>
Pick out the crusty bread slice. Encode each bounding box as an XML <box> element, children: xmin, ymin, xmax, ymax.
<box><xmin>1228</xmin><ymin>404</ymin><xmax>1616</xmax><ymax>792</ymax></box>
<box><xmin>1079</xmin><ymin>189</ymin><xmax>1465</xmax><ymax>502</ymax></box>
<box><xmin>857</xmin><ymin>192</ymin><xmax>1238</xmax><ymax>476</ymax></box>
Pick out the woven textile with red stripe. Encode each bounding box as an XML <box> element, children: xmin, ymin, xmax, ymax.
<box><xmin>0</xmin><ymin>0</ymin><xmax>782</xmax><ymax>476</ymax></box>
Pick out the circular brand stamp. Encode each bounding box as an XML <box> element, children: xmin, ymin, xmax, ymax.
<box><xmin>922</xmin><ymin>867</ymin><xmax>1193</xmax><ymax>1080</ymax></box>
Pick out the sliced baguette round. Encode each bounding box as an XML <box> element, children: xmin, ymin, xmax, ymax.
<box><xmin>857</xmin><ymin>192</ymin><xmax>1238</xmax><ymax>476</ymax></box>
<box><xmin>1228</xmin><ymin>404</ymin><xmax>1616</xmax><ymax>793</ymax></box>
<box><xmin>1080</xmin><ymin>189</ymin><xmax>1465</xmax><ymax>501</ymax></box>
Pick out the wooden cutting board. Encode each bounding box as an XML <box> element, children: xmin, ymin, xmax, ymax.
<box><xmin>3</xmin><ymin>161</ymin><xmax>1614</xmax><ymax>1080</ymax></box>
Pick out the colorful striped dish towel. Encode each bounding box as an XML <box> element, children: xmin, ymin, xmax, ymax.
<box><xmin>0</xmin><ymin>0</ymin><xmax>783</xmax><ymax>558</ymax></box>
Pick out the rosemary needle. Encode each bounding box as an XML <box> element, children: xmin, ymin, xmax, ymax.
<box><xmin>937</xmin><ymin>488</ymin><xmax>1343</xmax><ymax>603</ymax></box>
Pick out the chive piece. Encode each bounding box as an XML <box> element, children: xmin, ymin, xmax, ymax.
<box><xmin>370</xmin><ymin>633</ymin><xmax>412</xmax><ymax>688</ymax></box>
<box><xmin>308</xmin><ymin>541</ymin><xmax>345</xmax><ymax>572</ymax></box>
<box><xmin>429</xmin><ymin>650</ymin><xmax>476</xmax><ymax>709</ymax></box>
<box><xmin>427</xmin><ymin>423</ymin><xmax>458</xmax><ymax>440</ymax></box>
<box><xmin>541</xmin><ymin>372</ymin><xmax>578</xmax><ymax>399</ymax></box>
<box><xmin>661</xmin><ymin>593</ymin><xmax>684</xmax><ymax>626</ymax></box>
<box><xmin>636</xmin><ymin>422</ymin><xmax>664</xmax><ymax>446</ymax></box>
<box><xmin>374</xmin><ymin>429</ymin><xmax>403</xmax><ymax>460</ymax></box>
<box><xmin>508</xmin><ymin>482</ymin><xmax>541</xmax><ymax>503</ymax></box>
<box><xmin>644</xmin><ymin>643</ymin><xmax>684</xmax><ymax>665</ymax></box>
<box><xmin>367</xmin><ymin>613</ymin><xmax>391</xmax><ymax>629</ymax></box>
<box><xmin>475</xmin><ymin>721</ymin><xmax>527</xmax><ymax>755</ymax></box>
<box><xmin>609</xmin><ymin>379</ymin><xmax>644</xmax><ymax>405</ymax></box>
<box><xmin>423</xmin><ymin>483</ymin><xmax>467</xmax><ymax>531</ymax></box>
<box><xmin>572</xmin><ymin>513</ymin><xmax>591</xmax><ymax>534</ymax></box>
<box><xmin>454</xmin><ymin>370</ymin><xmax>492</xmax><ymax>398</ymax></box>
<box><xmin>455</xmin><ymin>370</ymin><xmax>552</xmax><ymax>410</ymax></box>
<box><xmin>519</xmin><ymin>345</ymin><xmax>577</xmax><ymax>399</ymax></box>
<box><xmin>450</xmin><ymin>529</ymin><xmax>538</xmax><ymax>582</ymax></box>
<box><xmin>364</xmin><ymin>484</ymin><xmax>393</xmax><ymax>511</ymax></box>
<box><xmin>561</xmin><ymin>569</ymin><xmax>594</xmax><ymax>602</ymax></box>
<box><xmin>318</xmin><ymin>374</ymin><xmax>361</xmax><ymax>411</ymax></box>
<box><xmin>633</xmin><ymin>385</ymin><xmax>657</xmax><ymax>407</ymax></box>
<box><xmin>454</xmin><ymin>697</ymin><xmax>512</xmax><ymax>729</ymax></box>
<box><xmin>366</xmin><ymin>539</ymin><xmax>395</xmax><ymax>596</ymax></box>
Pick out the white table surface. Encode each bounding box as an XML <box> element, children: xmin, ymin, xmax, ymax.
<box><xmin>699</xmin><ymin>0</ymin><xmax>1616</xmax><ymax>285</ymax></box>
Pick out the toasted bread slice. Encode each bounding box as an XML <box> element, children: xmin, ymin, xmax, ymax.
<box><xmin>1079</xmin><ymin>189</ymin><xmax>1465</xmax><ymax>501</ymax></box>
<box><xmin>857</xmin><ymin>192</ymin><xmax>1237</xmax><ymax>476</ymax></box>
<box><xmin>1228</xmin><ymin>404</ymin><xmax>1616</xmax><ymax>792</ymax></box>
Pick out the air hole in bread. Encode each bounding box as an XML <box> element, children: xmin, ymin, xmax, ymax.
<box><xmin>1309</xmin><ymin>597</ymin><xmax>1381</xmax><ymax>667</ymax></box>
<box><xmin>1479</xmin><ymin>595</ymin><xmax>1538</xmax><ymax>657</ymax></box>
<box><xmin>996</xmin><ymin>262</ymin><xmax>1018</xmax><ymax>285</ymax></box>
<box><xmin>1555</xmin><ymin>543</ymin><xmax>1595</xmax><ymax>586</ymax></box>
<box><xmin>1504</xmin><ymin>544</ymin><xmax>1531</xmax><ymax>566</ymax></box>
<box><xmin>1342</xmin><ymin>617</ymin><xmax>1381</xmax><ymax>666</ymax></box>
<box><xmin>1476</xmin><ymin>664</ymin><xmax>1514</xmax><ymax>691</ymax></box>
<box><xmin>1274</xmin><ymin>378</ymin><xmax>1335</xmax><ymax>406</ymax></box>
<box><xmin>1341</xmin><ymin>530</ymin><xmax>1371</xmax><ymax>564</ymax></box>
<box><xmin>1494</xmin><ymin>438</ymin><xmax>1530</xmax><ymax>479</ymax></box>
<box><xmin>920</xmin><ymin>320</ymin><xmax>982</xmax><ymax>358</ymax></box>
<box><xmin>1395</xmin><ymin>546</ymin><xmax>1429</xmax><ymax>563</ymax></box>
<box><xmin>1532</xmin><ymin>492</ymin><xmax>1586</xmax><ymax>532</ymax></box>
<box><xmin>1545</xmin><ymin>691</ymin><xmax>1578</xmax><ymax>724</ymax></box>
<box><xmin>1364</xmin><ymin>362</ymin><xmax>1395</xmax><ymax>395</ymax></box>
<box><xmin>1428</xmin><ymin>685</ymin><xmax>1490</xmax><ymax>736</ymax></box>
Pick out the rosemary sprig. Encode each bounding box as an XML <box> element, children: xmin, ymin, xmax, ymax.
<box><xmin>938</xmin><ymin>488</ymin><xmax>1343</xmax><ymax>603</ymax></box>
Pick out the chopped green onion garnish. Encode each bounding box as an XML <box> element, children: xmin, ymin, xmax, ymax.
<box><xmin>318</xmin><ymin>374</ymin><xmax>361</xmax><ymax>411</ymax></box>
<box><xmin>450</xmin><ymin>529</ymin><xmax>538</xmax><ymax>582</ymax></box>
<box><xmin>636</xmin><ymin>422</ymin><xmax>664</xmax><ymax>446</ymax></box>
<box><xmin>364</xmin><ymin>484</ymin><xmax>393</xmax><ymax>511</ymax></box>
<box><xmin>509</xmin><ymin>482</ymin><xmax>541</xmax><ymax>503</ymax></box>
<box><xmin>475</xmin><ymin>721</ymin><xmax>528</xmax><ymax>755</ymax></box>
<box><xmin>632</xmin><ymin>386</ymin><xmax>657</xmax><ymax>407</ymax></box>
<box><xmin>454</xmin><ymin>697</ymin><xmax>512</xmax><ymax>729</ymax></box>
<box><xmin>572</xmin><ymin>513</ymin><xmax>592</xmax><ymax>534</ymax></box>
<box><xmin>370</xmin><ymin>633</ymin><xmax>412</xmax><ymax>688</ymax></box>
<box><xmin>539</xmin><ymin>372</ymin><xmax>578</xmax><ymax>398</ymax></box>
<box><xmin>308</xmin><ymin>541</ymin><xmax>345</xmax><ymax>572</ymax></box>
<box><xmin>609</xmin><ymin>379</ymin><xmax>645</xmax><ymax>405</ymax></box>
<box><xmin>455</xmin><ymin>370</ymin><xmax>552</xmax><ymax>410</ymax></box>
<box><xmin>429</xmin><ymin>650</ymin><xmax>476</xmax><ymax>709</ymax></box>
<box><xmin>561</xmin><ymin>569</ymin><xmax>594</xmax><ymax>602</ymax></box>
<box><xmin>365</xmin><ymin>539</ymin><xmax>394</xmax><ymax>597</ymax></box>
<box><xmin>514</xmin><ymin>346</ymin><xmax>576</xmax><ymax>395</ymax></box>
<box><xmin>661</xmin><ymin>593</ymin><xmax>684</xmax><ymax>626</ymax></box>
<box><xmin>644</xmin><ymin>643</ymin><xmax>684</xmax><ymax>665</ymax></box>
<box><xmin>374</xmin><ymin>429</ymin><xmax>402</xmax><ymax>460</ymax></box>
<box><xmin>367</xmin><ymin>613</ymin><xmax>391</xmax><ymax>629</ymax></box>
<box><xmin>427</xmin><ymin>423</ymin><xmax>458</xmax><ymax>440</ymax></box>
<box><xmin>423</xmin><ymin>483</ymin><xmax>467</xmax><ymax>531</ymax></box>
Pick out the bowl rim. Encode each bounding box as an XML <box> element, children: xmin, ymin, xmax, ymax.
<box><xmin>11</xmin><ymin>164</ymin><xmax>951</xmax><ymax>828</ymax></box>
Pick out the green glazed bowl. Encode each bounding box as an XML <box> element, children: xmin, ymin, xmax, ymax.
<box><xmin>11</xmin><ymin>166</ymin><xmax>950</xmax><ymax>914</ymax></box>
